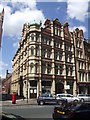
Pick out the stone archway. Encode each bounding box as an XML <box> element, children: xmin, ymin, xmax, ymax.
<box><xmin>55</xmin><ymin>81</ymin><xmax>64</xmax><ymax>94</ymax></box>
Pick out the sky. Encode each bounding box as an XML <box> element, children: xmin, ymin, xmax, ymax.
<box><xmin>0</xmin><ymin>0</ymin><xmax>89</xmax><ymax>78</ymax></box>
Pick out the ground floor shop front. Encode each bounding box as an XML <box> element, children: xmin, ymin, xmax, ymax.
<box><xmin>21</xmin><ymin>78</ymin><xmax>77</xmax><ymax>98</ymax></box>
<box><xmin>77</xmin><ymin>83</ymin><xmax>90</xmax><ymax>94</ymax></box>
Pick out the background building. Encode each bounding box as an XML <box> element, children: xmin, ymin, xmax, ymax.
<box><xmin>73</xmin><ymin>29</ymin><xmax>90</xmax><ymax>94</ymax></box>
<box><xmin>2</xmin><ymin>70</ymin><xmax>12</xmax><ymax>94</ymax></box>
<box><xmin>11</xmin><ymin>18</ymin><xmax>76</xmax><ymax>98</ymax></box>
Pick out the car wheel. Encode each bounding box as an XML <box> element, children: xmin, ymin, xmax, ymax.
<box><xmin>80</xmin><ymin>99</ymin><xmax>84</xmax><ymax>102</ymax></box>
<box><xmin>73</xmin><ymin>100</ymin><xmax>78</xmax><ymax>104</ymax></box>
<box><xmin>39</xmin><ymin>101</ymin><xmax>44</xmax><ymax>105</ymax></box>
<box><xmin>58</xmin><ymin>101</ymin><xmax>63</xmax><ymax>105</ymax></box>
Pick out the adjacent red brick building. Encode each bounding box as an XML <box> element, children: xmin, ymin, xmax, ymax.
<box><xmin>2</xmin><ymin>70</ymin><xmax>12</xmax><ymax>94</ymax></box>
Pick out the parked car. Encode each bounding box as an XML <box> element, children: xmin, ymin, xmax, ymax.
<box><xmin>56</xmin><ymin>93</ymin><xmax>80</xmax><ymax>103</ymax></box>
<box><xmin>77</xmin><ymin>94</ymin><xmax>90</xmax><ymax>102</ymax></box>
<box><xmin>37</xmin><ymin>93</ymin><xmax>67</xmax><ymax>105</ymax></box>
<box><xmin>53</xmin><ymin>103</ymin><xmax>90</xmax><ymax>120</ymax></box>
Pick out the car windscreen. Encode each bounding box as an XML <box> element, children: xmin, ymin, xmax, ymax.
<box><xmin>60</xmin><ymin>103</ymin><xmax>81</xmax><ymax>111</ymax></box>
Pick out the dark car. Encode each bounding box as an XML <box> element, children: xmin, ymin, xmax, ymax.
<box><xmin>0</xmin><ymin>112</ymin><xmax>26</xmax><ymax>120</ymax></box>
<box><xmin>53</xmin><ymin>103</ymin><xmax>90</xmax><ymax>120</ymax></box>
<box><xmin>37</xmin><ymin>93</ymin><xmax>67</xmax><ymax>105</ymax></box>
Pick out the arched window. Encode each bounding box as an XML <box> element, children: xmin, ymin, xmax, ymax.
<box><xmin>36</xmin><ymin>34</ymin><xmax>39</xmax><ymax>42</ymax></box>
<box><xmin>30</xmin><ymin>63</ymin><xmax>34</xmax><ymax>73</ymax></box>
<box><xmin>31</xmin><ymin>34</ymin><xmax>34</xmax><ymax>41</ymax></box>
<box><xmin>36</xmin><ymin>46</ymin><xmax>39</xmax><ymax>56</ymax></box>
<box><xmin>35</xmin><ymin>63</ymin><xmax>39</xmax><ymax>73</ymax></box>
<box><xmin>31</xmin><ymin>46</ymin><xmax>34</xmax><ymax>56</ymax></box>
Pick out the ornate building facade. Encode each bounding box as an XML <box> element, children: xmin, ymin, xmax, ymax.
<box><xmin>11</xmin><ymin>18</ymin><xmax>77</xmax><ymax>98</ymax></box>
<box><xmin>11</xmin><ymin>18</ymin><xmax>90</xmax><ymax>98</ymax></box>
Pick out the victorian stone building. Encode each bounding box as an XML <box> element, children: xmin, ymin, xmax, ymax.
<box><xmin>11</xmin><ymin>18</ymin><xmax>77</xmax><ymax>98</ymax></box>
<box><xmin>73</xmin><ymin>29</ymin><xmax>90</xmax><ymax>94</ymax></box>
<box><xmin>11</xmin><ymin>18</ymin><xmax>90</xmax><ymax>98</ymax></box>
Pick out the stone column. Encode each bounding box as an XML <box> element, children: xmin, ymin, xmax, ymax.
<box><xmin>73</xmin><ymin>80</ymin><xmax>77</xmax><ymax>96</ymax></box>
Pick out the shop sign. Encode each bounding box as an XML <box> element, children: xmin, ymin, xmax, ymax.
<box><xmin>64</xmin><ymin>85</ymin><xmax>70</xmax><ymax>90</ymax></box>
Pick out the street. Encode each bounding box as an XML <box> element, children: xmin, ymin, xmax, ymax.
<box><xmin>2</xmin><ymin>105</ymin><xmax>57</xmax><ymax>120</ymax></box>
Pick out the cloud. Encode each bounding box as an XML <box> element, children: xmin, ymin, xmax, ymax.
<box><xmin>13</xmin><ymin>42</ymin><xmax>19</xmax><ymax>48</ymax></box>
<box><xmin>7</xmin><ymin>0</ymin><xmax>37</xmax><ymax>11</ymax></box>
<box><xmin>67</xmin><ymin>0</ymin><xmax>89</xmax><ymax>22</ymax></box>
<box><xmin>0</xmin><ymin>60</ymin><xmax>8</xmax><ymax>78</ymax></box>
<box><xmin>0</xmin><ymin>73</ymin><xmax>6</xmax><ymax>78</ymax></box>
<box><xmin>13</xmin><ymin>41</ymin><xmax>19</xmax><ymax>52</ymax></box>
<box><xmin>57</xmin><ymin>0</ymin><xmax>67</xmax><ymax>2</ymax></box>
<box><xmin>0</xmin><ymin>61</ymin><xmax>8</xmax><ymax>71</ymax></box>
<box><xmin>0</xmin><ymin>0</ymin><xmax>45</xmax><ymax>38</ymax></box>
<box><xmin>69</xmin><ymin>26</ymin><xmax>87</xmax><ymax>33</ymax></box>
<box><xmin>56</xmin><ymin>7</ymin><xmax>61</xmax><ymax>11</ymax></box>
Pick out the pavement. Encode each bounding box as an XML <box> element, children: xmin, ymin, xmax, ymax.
<box><xmin>0</xmin><ymin>99</ymin><xmax>37</xmax><ymax>107</ymax></box>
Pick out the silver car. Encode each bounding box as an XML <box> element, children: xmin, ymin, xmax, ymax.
<box><xmin>77</xmin><ymin>94</ymin><xmax>90</xmax><ymax>102</ymax></box>
<box><xmin>37</xmin><ymin>93</ymin><xmax>67</xmax><ymax>105</ymax></box>
<box><xmin>56</xmin><ymin>93</ymin><xmax>80</xmax><ymax>103</ymax></box>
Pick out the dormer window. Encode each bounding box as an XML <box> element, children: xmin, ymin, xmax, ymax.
<box><xmin>55</xmin><ymin>27</ymin><xmax>58</xmax><ymax>35</ymax></box>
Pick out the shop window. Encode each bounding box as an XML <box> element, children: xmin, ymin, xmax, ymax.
<box><xmin>42</xmin><ymin>81</ymin><xmax>51</xmax><ymax>86</ymax></box>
